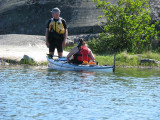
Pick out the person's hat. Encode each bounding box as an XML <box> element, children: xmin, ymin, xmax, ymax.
<box><xmin>50</xmin><ymin>7</ymin><xmax>61</xmax><ymax>13</ymax></box>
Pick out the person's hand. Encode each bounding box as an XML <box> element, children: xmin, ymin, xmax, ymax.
<box><xmin>67</xmin><ymin>58</ymin><xmax>71</xmax><ymax>63</ymax></box>
<box><xmin>46</xmin><ymin>41</ymin><xmax>49</xmax><ymax>48</ymax></box>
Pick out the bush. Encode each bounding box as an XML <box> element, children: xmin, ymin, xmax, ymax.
<box><xmin>87</xmin><ymin>35</ymin><xmax>116</xmax><ymax>54</ymax></box>
<box><xmin>93</xmin><ymin>0</ymin><xmax>160</xmax><ymax>53</ymax></box>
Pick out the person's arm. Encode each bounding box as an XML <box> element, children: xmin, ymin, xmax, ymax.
<box><xmin>62</xmin><ymin>19</ymin><xmax>68</xmax><ymax>48</ymax></box>
<box><xmin>89</xmin><ymin>49</ymin><xmax>95</xmax><ymax>60</ymax></box>
<box><xmin>67</xmin><ymin>47</ymin><xmax>78</xmax><ymax>61</ymax></box>
<box><xmin>45</xmin><ymin>28</ymin><xmax>49</xmax><ymax>48</ymax></box>
<box><xmin>62</xmin><ymin>28</ymin><xmax>68</xmax><ymax>47</ymax></box>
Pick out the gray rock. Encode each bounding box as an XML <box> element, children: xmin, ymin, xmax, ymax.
<box><xmin>140</xmin><ymin>58</ymin><xmax>160</xmax><ymax>65</ymax></box>
<box><xmin>0</xmin><ymin>0</ymin><xmax>159</xmax><ymax>35</ymax></box>
<box><xmin>68</xmin><ymin>33</ymin><xmax>100</xmax><ymax>43</ymax></box>
<box><xmin>20</xmin><ymin>55</ymin><xmax>34</xmax><ymax>64</ymax></box>
<box><xmin>0</xmin><ymin>0</ymin><xmax>103</xmax><ymax>35</ymax></box>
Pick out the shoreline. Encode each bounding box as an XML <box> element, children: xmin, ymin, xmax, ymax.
<box><xmin>0</xmin><ymin>34</ymin><xmax>69</xmax><ymax>66</ymax></box>
<box><xmin>0</xmin><ymin>34</ymin><xmax>159</xmax><ymax>68</ymax></box>
<box><xmin>1</xmin><ymin>61</ymin><xmax>160</xmax><ymax>69</ymax></box>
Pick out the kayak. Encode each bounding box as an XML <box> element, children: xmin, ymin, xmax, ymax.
<box><xmin>46</xmin><ymin>56</ymin><xmax>114</xmax><ymax>72</ymax></box>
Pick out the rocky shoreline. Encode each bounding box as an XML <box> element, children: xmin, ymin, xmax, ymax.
<box><xmin>0</xmin><ymin>34</ymin><xmax>99</xmax><ymax>66</ymax></box>
<box><xmin>0</xmin><ymin>34</ymin><xmax>65</xmax><ymax>65</ymax></box>
<box><xmin>0</xmin><ymin>34</ymin><xmax>159</xmax><ymax>67</ymax></box>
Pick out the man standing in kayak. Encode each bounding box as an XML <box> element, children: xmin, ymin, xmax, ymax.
<box><xmin>45</xmin><ymin>7</ymin><xmax>68</xmax><ymax>58</ymax></box>
<box><xmin>67</xmin><ymin>38</ymin><xmax>95</xmax><ymax>64</ymax></box>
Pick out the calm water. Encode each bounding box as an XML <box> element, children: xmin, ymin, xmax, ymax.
<box><xmin>0</xmin><ymin>66</ymin><xmax>160</xmax><ymax>120</ymax></box>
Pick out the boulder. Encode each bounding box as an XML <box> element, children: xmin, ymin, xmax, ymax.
<box><xmin>140</xmin><ymin>58</ymin><xmax>160</xmax><ymax>65</ymax></box>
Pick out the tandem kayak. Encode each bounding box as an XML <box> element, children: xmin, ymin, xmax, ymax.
<box><xmin>46</xmin><ymin>56</ymin><xmax>114</xmax><ymax>72</ymax></box>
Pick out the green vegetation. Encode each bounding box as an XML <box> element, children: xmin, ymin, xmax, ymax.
<box><xmin>20</xmin><ymin>59</ymin><xmax>36</xmax><ymax>65</ymax></box>
<box><xmin>0</xmin><ymin>58</ymin><xmax>48</xmax><ymax>66</ymax></box>
<box><xmin>19</xmin><ymin>59</ymin><xmax>48</xmax><ymax>66</ymax></box>
<box><xmin>64</xmin><ymin>44</ymin><xmax>77</xmax><ymax>51</ymax></box>
<box><xmin>95</xmin><ymin>52</ymin><xmax>160</xmax><ymax>67</ymax></box>
<box><xmin>64</xmin><ymin>45</ymin><xmax>160</xmax><ymax>67</ymax></box>
<box><xmin>92</xmin><ymin>0</ymin><xmax>159</xmax><ymax>53</ymax></box>
<box><xmin>84</xmin><ymin>0</ymin><xmax>160</xmax><ymax>67</ymax></box>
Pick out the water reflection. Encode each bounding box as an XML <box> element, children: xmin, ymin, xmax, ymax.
<box><xmin>115</xmin><ymin>67</ymin><xmax>160</xmax><ymax>78</ymax></box>
<box><xmin>0</xmin><ymin>66</ymin><xmax>159</xmax><ymax>120</ymax></box>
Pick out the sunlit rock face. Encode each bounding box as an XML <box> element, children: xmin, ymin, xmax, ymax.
<box><xmin>0</xmin><ymin>0</ymin><xmax>159</xmax><ymax>35</ymax></box>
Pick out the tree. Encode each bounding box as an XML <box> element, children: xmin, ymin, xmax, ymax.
<box><xmin>93</xmin><ymin>0</ymin><xmax>159</xmax><ymax>53</ymax></box>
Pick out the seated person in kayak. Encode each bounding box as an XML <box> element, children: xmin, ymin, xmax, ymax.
<box><xmin>67</xmin><ymin>38</ymin><xmax>95</xmax><ymax>64</ymax></box>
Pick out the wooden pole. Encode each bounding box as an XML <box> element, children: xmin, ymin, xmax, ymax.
<box><xmin>113</xmin><ymin>54</ymin><xmax>116</xmax><ymax>72</ymax></box>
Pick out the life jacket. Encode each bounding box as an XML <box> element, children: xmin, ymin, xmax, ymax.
<box><xmin>73</xmin><ymin>46</ymin><xmax>91</xmax><ymax>63</ymax></box>
<box><xmin>49</xmin><ymin>17</ymin><xmax>65</xmax><ymax>34</ymax></box>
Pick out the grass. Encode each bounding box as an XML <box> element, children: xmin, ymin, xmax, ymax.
<box><xmin>0</xmin><ymin>58</ymin><xmax>48</xmax><ymax>66</ymax></box>
<box><xmin>95</xmin><ymin>55</ymin><xmax>114</xmax><ymax>66</ymax></box>
<box><xmin>142</xmin><ymin>51</ymin><xmax>160</xmax><ymax>60</ymax></box>
<box><xmin>19</xmin><ymin>59</ymin><xmax>48</xmax><ymax>66</ymax></box>
<box><xmin>1</xmin><ymin>48</ymin><xmax>159</xmax><ymax>67</ymax></box>
<box><xmin>64</xmin><ymin>45</ymin><xmax>160</xmax><ymax>67</ymax></box>
<box><xmin>95</xmin><ymin>51</ymin><xmax>160</xmax><ymax>67</ymax></box>
<box><xmin>64</xmin><ymin>44</ymin><xmax>77</xmax><ymax>51</ymax></box>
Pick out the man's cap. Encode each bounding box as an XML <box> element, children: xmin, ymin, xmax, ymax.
<box><xmin>50</xmin><ymin>7</ymin><xmax>61</xmax><ymax>13</ymax></box>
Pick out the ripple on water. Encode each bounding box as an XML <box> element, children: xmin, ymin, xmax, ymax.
<box><xmin>0</xmin><ymin>66</ymin><xmax>160</xmax><ymax>120</ymax></box>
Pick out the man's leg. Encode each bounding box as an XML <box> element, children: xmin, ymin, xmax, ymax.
<box><xmin>57</xmin><ymin>41</ymin><xmax>63</xmax><ymax>57</ymax></box>
<box><xmin>49</xmin><ymin>52</ymin><xmax>54</xmax><ymax>56</ymax></box>
<box><xmin>58</xmin><ymin>52</ymin><xmax>62</xmax><ymax>57</ymax></box>
<box><xmin>49</xmin><ymin>43</ymin><xmax>55</xmax><ymax>58</ymax></box>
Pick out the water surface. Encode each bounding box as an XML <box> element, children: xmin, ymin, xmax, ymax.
<box><xmin>0</xmin><ymin>66</ymin><xmax>160</xmax><ymax>120</ymax></box>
